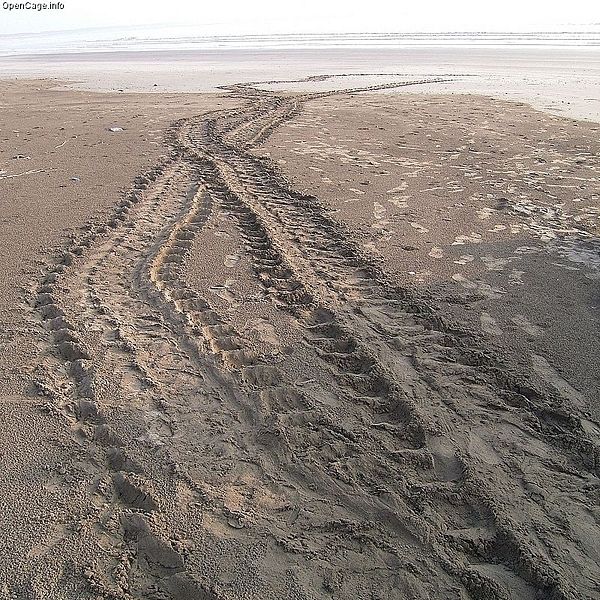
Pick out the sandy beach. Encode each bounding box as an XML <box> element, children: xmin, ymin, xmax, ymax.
<box><xmin>1</xmin><ymin>51</ymin><xmax>599</xmax><ymax>599</ymax></box>
<box><xmin>2</xmin><ymin>47</ymin><xmax>600</xmax><ymax>121</ymax></box>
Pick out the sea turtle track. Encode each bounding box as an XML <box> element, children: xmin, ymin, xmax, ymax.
<box><xmin>32</xmin><ymin>155</ymin><xmax>228</xmax><ymax>598</ymax></box>
<box><xmin>30</xmin><ymin>75</ymin><xmax>600</xmax><ymax>599</ymax></box>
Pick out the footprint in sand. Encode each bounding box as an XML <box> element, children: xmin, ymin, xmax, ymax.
<box><xmin>514</xmin><ymin>246</ymin><xmax>540</xmax><ymax>255</ymax></box>
<box><xmin>452</xmin><ymin>233</ymin><xmax>482</xmax><ymax>245</ymax></box>
<box><xmin>509</xmin><ymin>269</ymin><xmax>525</xmax><ymax>285</ymax></box>
<box><xmin>224</xmin><ymin>254</ymin><xmax>240</xmax><ymax>268</ymax></box>
<box><xmin>410</xmin><ymin>222</ymin><xmax>429</xmax><ymax>234</ymax></box>
<box><xmin>480</xmin><ymin>312</ymin><xmax>503</xmax><ymax>335</ymax></box>
<box><xmin>428</xmin><ymin>246</ymin><xmax>444</xmax><ymax>259</ymax></box>
<box><xmin>373</xmin><ymin>202</ymin><xmax>387</xmax><ymax>220</ymax></box>
<box><xmin>481</xmin><ymin>255</ymin><xmax>512</xmax><ymax>271</ymax></box>
<box><xmin>388</xmin><ymin>195</ymin><xmax>409</xmax><ymax>208</ymax></box>
<box><xmin>477</xmin><ymin>208</ymin><xmax>496</xmax><ymax>220</ymax></box>
<box><xmin>387</xmin><ymin>182</ymin><xmax>408</xmax><ymax>193</ymax></box>
<box><xmin>452</xmin><ymin>273</ymin><xmax>506</xmax><ymax>299</ymax></box>
<box><xmin>512</xmin><ymin>314</ymin><xmax>543</xmax><ymax>337</ymax></box>
<box><xmin>453</xmin><ymin>255</ymin><xmax>474</xmax><ymax>265</ymax></box>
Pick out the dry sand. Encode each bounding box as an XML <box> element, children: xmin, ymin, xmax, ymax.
<box><xmin>0</xmin><ymin>71</ymin><xmax>599</xmax><ymax>600</ymax></box>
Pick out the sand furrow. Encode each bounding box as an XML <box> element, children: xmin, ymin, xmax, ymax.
<box><xmin>33</xmin><ymin>157</ymin><xmax>228</xmax><ymax>598</ymax></box>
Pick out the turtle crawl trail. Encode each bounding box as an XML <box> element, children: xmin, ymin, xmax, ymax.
<box><xmin>31</xmin><ymin>76</ymin><xmax>600</xmax><ymax>599</ymax></box>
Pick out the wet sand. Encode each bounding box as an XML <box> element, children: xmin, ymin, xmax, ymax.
<box><xmin>258</xmin><ymin>91</ymin><xmax>600</xmax><ymax>417</ymax></box>
<box><xmin>0</xmin><ymin>71</ymin><xmax>599</xmax><ymax>599</ymax></box>
<box><xmin>2</xmin><ymin>47</ymin><xmax>600</xmax><ymax>120</ymax></box>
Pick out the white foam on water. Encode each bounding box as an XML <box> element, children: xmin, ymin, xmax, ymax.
<box><xmin>2</xmin><ymin>26</ymin><xmax>600</xmax><ymax>57</ymax></box>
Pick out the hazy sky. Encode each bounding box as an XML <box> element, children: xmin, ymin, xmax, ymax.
<box><xmin>0</xmin><ymin>0</ymin><xmax>598</xmax><ymax>35</ymax></box>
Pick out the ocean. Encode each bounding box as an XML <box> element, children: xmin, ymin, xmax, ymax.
<box><xmin>1</xmin><ymin>26</ymin><xmax>599</xmax><ymax>57</ymax></box>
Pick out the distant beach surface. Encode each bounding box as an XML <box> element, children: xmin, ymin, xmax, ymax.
<box><xmin>1</xmin><ymin>29</ymin><xmax>599</xmax><ymax>121</ymax></box>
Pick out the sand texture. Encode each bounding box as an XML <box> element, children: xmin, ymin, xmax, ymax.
<box><xmin>1</xmin><ymin>75</ymin><xmax>599</xmax><ymax>599</ymax></box>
